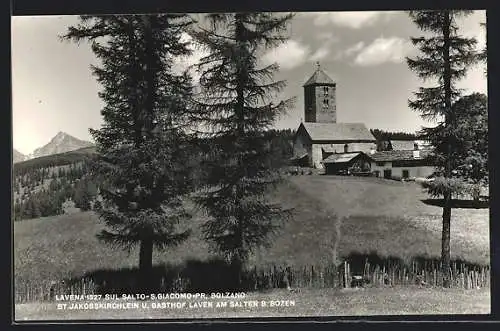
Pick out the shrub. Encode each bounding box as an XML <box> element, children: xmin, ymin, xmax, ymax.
<box><xmin>420</xmin><ymin>177</ymin><xmax>466</xmax><ymax>198</ymax></box>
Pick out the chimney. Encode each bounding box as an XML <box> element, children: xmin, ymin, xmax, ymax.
<box><xmin>413</xmin><ymin>143</ymin><xmax>420</xmax><ymax>158</ymax></box>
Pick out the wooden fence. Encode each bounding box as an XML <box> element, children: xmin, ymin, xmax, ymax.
<box><xmin>247</xmin><ymin>261</ymin><xmax>490</xmax><ymax>290</ymax></box>
<box><xmin>15</xmin><ymin>261</ymin><xmax>490</xmax><ymax>303</ymax></box>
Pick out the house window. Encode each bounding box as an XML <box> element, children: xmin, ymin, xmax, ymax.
<box><xmin>383</xmin><ymin>169</ymin><xmax>392</xmax><ymax>179</ymax></box>
<box><xmin>402</xmin><ymin>170</ymin><xmax>409</xmax><ymax>179</ymax></box>
<box><xmin>376</xmin><ymin>162</ymin><xmax>385</xmax><ymax>166</ymax></box>
<box><xmin>344</xmin><ymin>144</ymin><xmax>348</xmax><ymax>153</ymax></box>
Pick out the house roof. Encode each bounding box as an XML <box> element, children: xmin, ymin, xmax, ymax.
<box><xmin>300</xmin><ymin>122</ymin><xmax>376</xmax><ymax>142</ymax></box>
<box><xmin>303</xmin><ymin>68</ymin><xmax>336</xmax><ymax>86</ymax></box>
<box><xmin>322</xmin><ymin>152</ymin><xmax>363</xmax><ymax>164</ymax></box>
<box><xmin>369</xmin><ymin>150</ymin><xmax>433</xmax><ymax>162</ymax></box>
<box><xmin>390</xmin><ymin>140</ymin><xmax>416</xmax><ymax>151</ymax></box>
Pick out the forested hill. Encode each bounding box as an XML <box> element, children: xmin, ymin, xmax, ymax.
<box><xmin>12</xmin><ymin>146</ymin><xmax>98</xmax><ymax>221</ymax></box>
<box><xmin>369</xmin><ymin>129</ymin><xmax>421</xmax><ymax>151</ymax></box>
<box><xmin>12</xmin><ymin>129</ymin><xmax>295</xmax><ymax>222</ymax></box>
<box><xmin>370</xmin><ymin>129</ymin><xmax>421</xmax><ymax>141</ymax></box>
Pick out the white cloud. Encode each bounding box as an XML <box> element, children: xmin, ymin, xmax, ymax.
<box><xmin>262</xmin><ymin>39</ymin><xmax>311</xmax><ymax>70</ymax></box>
<box><xmin>262</xmin><ymin>38</ymin><xmax>341</xmax><ymax>70</ymax></box>
<box><xmin>310</xmin><ymin>46</ymin><xmax>330</xmax><ymax>61</ymax></box>
<box><xmin>311</xmin><ymin>11</ymin><xmax>395</xmax><ymax>29</ymax></box>
<box><xmin>173</xmin><ymin>33</ymin><xmax>210</xmax><ymax>82</ymax></box>
<box><xmin>315</xmin><ymin>31</ymin><xmax>340</xmax><ymax>43</ymax></box>
<box><xmin>333</xmin><ymin>41</ymin><xmax>365</xmax><ymax>61</ymax></box>
<box><xmin>350</xmin><ymin>37</ymin><xmax>412</xmax><ymax>66</ymax></box>
<box><xmin>344</xmin><ymin>41</ymin><xmax>365</xmax><ymax>56</ymax></box>
<box><xmin>459</xmin><ymin>11</ymin><xmax>487</xmax><ymax>53</ymax></box>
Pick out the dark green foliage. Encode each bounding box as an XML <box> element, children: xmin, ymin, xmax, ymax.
<box><xmin>370</xmin><ymin>129</ymin><xmax>420</xmax><ymax>141</ymax></box>
<box><xmin>74</xmin><ymin>178</ymin><xmax>97</xmax><ymax>211</ymax></box>
<box><xmin>12</xmin><ymin>158</ymin><xmax>96</xmax><ymax>220</ymax></box>
<box><xmin>423</xmin><ymin>93</ymin><xmax>488</xmax><ymax>179</ymax></box>
<box><xmin>62</xmin><ymin>14</ymin><xmax>196</xmax><ymax>290</ymax></box>
<box><xmin>452</xmin><ymin>93</ymin><xmax>488</xmax><ymax>186</ymax></box>
<box><xmin>406</xmin><ymin>10</ymin><xmax>481</xmax><ymax>288</ymax></box>
<box><xmin>191</xmin><ymin>13</ymin><xmax>294</xmax><ymax>277</ymax></box>
<box><xmin>421</xmin><ymin>177</ymin><xmax>467</xmax><ymax>199</ymax></box>
<box><xmin>93</xmin><ymin>199</ymin><xmax>102</xmax><ymax>212</ymax></box>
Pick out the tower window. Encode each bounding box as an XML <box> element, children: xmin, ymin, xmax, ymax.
<box><xmin>323</xmin><ymin>98</ymin><xmax>329</xmax><ymax>108</ymax></box>
<box><xmin>323</xmin><ymin>86</ymin><xmax>329</xmax><ymax>95</ymax></box>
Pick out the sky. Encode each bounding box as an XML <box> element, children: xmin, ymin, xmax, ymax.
<box><xmin>11</xmin><ymin>11</ymin><xmax>487</xmax><ymax>155</ymax></box>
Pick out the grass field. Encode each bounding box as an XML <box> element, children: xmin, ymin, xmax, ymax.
<box><xmin>14</xmin><ymin>175</ymin><xmax>490</xmax><ymax>293</ymax></box>
<box><xmin>14</xmin><ymin>286</ymin><xmax>490</xmax><ymax>321</ymax></box>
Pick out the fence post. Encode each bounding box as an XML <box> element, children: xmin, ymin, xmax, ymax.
<box><xmin>344</xmin><ymin>261</ymin><xmax>348</xmax><ymax>289</ymax></box>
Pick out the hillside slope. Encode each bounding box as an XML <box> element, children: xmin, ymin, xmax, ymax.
<box><xmin>14</xmin><ymin>175</ymin><xmax>490</xmax><ymax>288</ymax></box>
<box><xmin>13</xmin><ymin>149</ymin><xmax>26</xmax><ymax>163</ymax></box>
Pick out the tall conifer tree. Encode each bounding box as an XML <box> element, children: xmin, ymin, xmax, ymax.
<box><xmin>191</xmin><ymin>13</ymin><xmax>294</xmax><ymax>287</ymax></box>
<box><xmin>406</xmin><ymin>10</ymin><xmax>480</xmax><ymax>287</ymax></box>
<box><xmin>63</xmin><ymin>15</ymin><xmax>196</xmax><ymax>291</ymax></box>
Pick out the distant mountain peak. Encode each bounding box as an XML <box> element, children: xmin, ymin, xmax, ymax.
<box><xmin>31</xmin><ymin>132</ymin><xmax>94</xmax><ymax>159</ymax></box>
<box><xmin>13</xmin><ymin>148</ymin><xmax>27</xmax><ymax>163</ymax></box>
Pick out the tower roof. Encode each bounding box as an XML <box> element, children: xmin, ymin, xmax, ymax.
<box><xmin>303</xmin><ymin>62</ymin><xmax>336</xmax><ymax>87</ymax></box>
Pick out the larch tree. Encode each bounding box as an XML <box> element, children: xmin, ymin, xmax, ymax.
<box><xmin>406</xmin><ymin>10</ymin><xmax>481</xmax><ymax>287</ymax></box>
<box><xmin>190</xmin><ymin>13</ymin><xmax>295</xmax><ymax>288</ymax></box>
<box><xmin>62</xmin><ymin>14</ymin><xmax>196</xmax><ymax>291</ymax></box>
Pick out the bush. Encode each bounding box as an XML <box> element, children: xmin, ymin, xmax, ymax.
<box><xmin>420</xmin><ymin>177</ymin><xmax>466</xmax><ymax>198</ymax></box>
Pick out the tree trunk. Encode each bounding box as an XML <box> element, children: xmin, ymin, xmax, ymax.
<box><xmin>139</xmin><ymin>238</ymin><xmax>154</xmax><ymax>292</ymax></box>
<box><xmin>442</xmin><ymin>194</ymin><xmax>452</xmax><ymax>288</ymax></box>
<box><xmin>442</xmin><ymin>11</ymin><xmax>453</xmax><ymax>288</ymax></box>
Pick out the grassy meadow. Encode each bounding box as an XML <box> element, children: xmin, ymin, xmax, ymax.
<box><xmin>14</xmin><ymin>175</ymin><xmax>490</xmax><ymax>290</ymax></box>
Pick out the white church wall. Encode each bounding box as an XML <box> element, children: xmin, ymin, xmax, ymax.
<box><xmin>293</xmin><ymin>133</ymin><xmax>313</xmax><ymax>166</ymax></box>
<box><xmin>311</xmin><ymin>144</ymin><xmax>325</xmax><ymax>169</ymax></box>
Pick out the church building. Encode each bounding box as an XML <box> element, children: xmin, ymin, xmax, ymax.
<box><xmin>292</xmin><ymin>64</ymin><xmax>377</xmax><ymax>169</ymax></box>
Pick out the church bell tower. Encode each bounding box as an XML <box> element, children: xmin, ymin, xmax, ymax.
<box><xmin>303</xmin><ymin>62</ymin><xmax>337</xmax><ymax>123</ymax></box>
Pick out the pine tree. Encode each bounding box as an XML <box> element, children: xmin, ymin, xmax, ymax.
<box><xmin>191</xmin><ymin>13</ymin><xmax>294</xmax><ymax>288</ymax></box>
<box><xmin>406</xmin><ymin>10</ymin><xmax>480</xmax><ymax>287</ymax></box>
<box><xmin>451</xmin><ymin>93</ymin><xmax>488</xmax><ymax>200</ymax></box>
<box><xmin>63</xmin><ymin>14</ymin><xmax>196</xmax><ymax>291</ymax></box>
